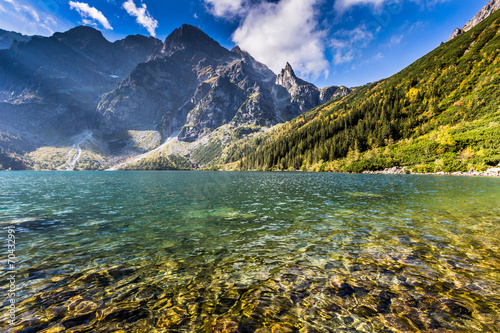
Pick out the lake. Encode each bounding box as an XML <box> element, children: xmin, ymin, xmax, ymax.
<box><xmin>1</xmin><ymin>171</ymin><xmax>499</xmax><ymax>332</ymax></box>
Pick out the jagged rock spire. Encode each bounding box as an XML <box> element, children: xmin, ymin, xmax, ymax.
<box><xmin>276</xmin><ymin>62</ymin><xmax>298</xmax><ymax>87</ymax></box>
<box><xmin>284</xmin><ymin>62</ymin><xmax>295</xmax><ymax>75</ymax></box>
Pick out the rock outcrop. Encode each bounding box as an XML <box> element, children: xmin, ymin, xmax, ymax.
<box><xmin>273</xmin><ymin>62</ymin><xmax>350</xmax><ymax>121</ymax></box>
<box><xmin>448</xmin><ymin>0</ymin><xmax>500</xmax><ymax>41</ymax></box>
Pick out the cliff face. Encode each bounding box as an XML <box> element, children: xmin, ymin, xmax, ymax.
<box><xmin>448</xmin><ymin>0</ymin><xmax>500</xmax><ymax>41</ymax></box>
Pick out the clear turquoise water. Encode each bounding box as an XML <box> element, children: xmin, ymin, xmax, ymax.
<box><xmin>1</xmin><ymin>171</ymin><xmax>499</xmax><ymax>332</ymax></box>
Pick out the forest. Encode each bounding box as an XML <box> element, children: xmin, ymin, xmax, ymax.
<box><xmin>225</xmin><ymin>10</ymin><xmax>500</xmax><ymax>173</ymax></box>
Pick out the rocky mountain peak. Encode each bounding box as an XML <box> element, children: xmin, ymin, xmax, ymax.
<box><xmin>52</xmin><ymin>25</ymin><xmax>112</xmax><ymax>63</ymax></box>
<box><xmin>448</xmin><ymin>0</ymin><xmax>500</xmax><ymax>41</ymax></box>
<box><xmin>463</xmin><ymin>0</ymin><xmax>500</xmax><ymax>30</ymax></box>
<box><xmin>230</xmin><ymin>45</ymin><xmax>276</xmax><ymax>82</ymax></box>
<box><xmin>276</xmin><ymin>62</ymin><xmax>316</xmax><ymax>92</ymax></box>
<box><xmin>284</xmin><ymin>62</ymin><xmax>294</xmax><ymax>75</ymax></box>
<box><xmin>231</xmin><ymin>45</ymin><xmax>245</xmax><ymax>55</ymax></box>
<box><xmin>276</xmin><ymin>62</ymin><xmax>298</xmax><ymax>87</ymax></box>
<box><xmin>231</xmin><ymin>45</ymin><xmax>254</xmax><ymax>61</ymax></box>
<box><xmin>448</xmin><ymin>28</ymin><xmax>462</xmax><ymax>41</ymax></box>
<box><xmin>161</xmin><ymin>24</ymin><xmax>228</xmax><ymax>58</ymax></box>
<box><xmin>114</xmin><ymin>34</ymin><xmax>162</xmax><ymax>58</ymax></box>
<box><xmin>53</xmin><ymin>25</ymin><xmax>109</xmax><ymax>46</ymax></box>
<box><xmin>119</xmin><ymin>34</ymin><xmax>160</xmax><ymax>45</ymax></box>
<box><xmin>0</xmin><ymin>29</ymin><xmax>31</xmax><ymax>50</ymax></box>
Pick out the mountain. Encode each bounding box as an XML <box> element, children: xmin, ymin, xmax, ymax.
<box><xmin>97</xmin><ymin>24</ymin><xmax>348</xmax><ymax>142</ymax></box>
<box><xmin>0</xmin><ymin>24</ymin><xmax>346</xmax><ymax>170</ymax></box>
<box><xmin>275</xmin><ymin>62</ymin><xmax>349</xmax><ymax>117</ymax></box>
<box><xmin>0</xmin><ymin>29</ymin><xmax>31</xmax><ymax>49</ymax></box>
<box><xmin>228</xmin><ymin>7</ymin><xmax>500</xmax><ymax>173</ymax></box>
<box><xmin>92</xmin><ymin>24</ymin><xmax>348</xmax><ymax>170</ymax></box>
<box><xmin>0</xmin><ymin>26</ymin><xmax>162</xmax><ymax>168</ymax></box>
<box><xmin>448</xmin><ymin>0</ymin><xmax>500</xmax><ymax>41</ymax></box>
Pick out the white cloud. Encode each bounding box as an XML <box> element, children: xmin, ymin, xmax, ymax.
<box><xmin>45</xmin><ymin>16</ymin><xmax>57</xmax><ymax>26</ymax></box>
<box><xmin>349</xmin><ymin>24</ymin><xmax>378</xmax><ymax>44</ymax></box>
<box><xmin>409</xmin><ymin>0</ymin><xmax>451</xmax><ymax>9</ymax></box>
<box><xmin>22</xmin><ymin>5</ymin><xmax>39</xmax><ymax>22</ymax></box>
<box><xmin>362</xmin><ymin>51</ymin><xmax>384</xmax><ymax>64</ymax></box>
<box><xmin>0</xmin><ymin>1</ymin><xmax>67</xmax><ymax>36</ymax></box>
<box><xmin>122</xmin><ymin>0</ymin><xmax>158</xmax><ymax>37</ymax></box>
<box><xmin>331</xmin><ymin>24</ymin><xmax>378</xmax><ymax>48</ymax></box>
<box><xmin>232</xmin><ymin>0</ymin><xmax>329</xmax><ymax>80</ymax></box>
<box><xmin>204</xmin><ymin>0</ymin><xmax>247</xmax><ymax>18</ymax></box>
<box><xmin>202</xmin><ymin>0</ymin><xmax>448</xmax><ymax>81</ymax></box>
<box><xmin>82</xmin><ymin>19</ymin><xmax>97</xmax><ymax>27</ymax></box>
<box><xmin>330</xmin><ymin>23</ymin><xmax>379</xmax><ymax>64</ymax></box>
<box><xmin>388</xmin><ymin>33</ymin><xmax>403</xmax><ymax>46</ymax></box>
<box><xmin>206</xmin><ymin>0</ymin><xmax>395</xmax><ymax>79</ymax></box>
<box><xmin>69</xmin><ymin>1</ymin><xmax>113</xmax><ymax>30</ymax></box>
<box><xmin>334</xmin><ymin>0</ymin><xmax>390</xmax><ymax>13</ymax></box>
<box><xmin>334</xmin><ymin>50</ymin><xmax>354</xmax><ymax>65</ymax></box>
<box><xmin>409</xmin><ymin>20</ymin><xmax>426</xmax><ymax>32</ymax></box>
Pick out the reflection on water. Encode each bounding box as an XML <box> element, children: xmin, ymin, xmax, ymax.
<box><xmin>1</xmin><ymin>171</ymin><xmax>499</xmax><ymax>332</ymax></box>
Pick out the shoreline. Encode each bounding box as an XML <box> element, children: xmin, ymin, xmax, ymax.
<box><xmin>2</xmin><ymin>168</ymin><xmax>500</xmax><ymax>178</ymax></box>
<box><xmin>362</xmin><ymin>166</ymin><xmax>500</xmax><ymax>177</ymax></box>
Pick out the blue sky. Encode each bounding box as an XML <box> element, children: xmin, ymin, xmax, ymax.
<box><xmin>0</xmin><ymin>0</ymin><xmax>488</xmax><ymax>87</ymax></box>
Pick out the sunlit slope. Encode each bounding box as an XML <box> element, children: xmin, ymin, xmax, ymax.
<box><xmin>231</xmin><ymin>9</ymin><xmax>500</xmax><ymax>172</ymax></box>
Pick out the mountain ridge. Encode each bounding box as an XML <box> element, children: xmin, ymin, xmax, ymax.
<box><xmin>0</xmin><ymin>24</ymin><xmax>347</xmax><ymax>170</ymax></box>
<box><xmin>0</xmin><ymin>28</ymin><xmax>31</xmax><ymax>49</ymax></box>
<box><xmin>160</xmin><ymin>24</ymin><xmax>231</xmax><ymax>59</ymax></box>
<box><xmin>2</xmin><ymin>2</ymin><xmax>497</xmax><ymax>172</ymax></box>
<box><xmin>448</xmin><ymin>0</ymin><xmax>500</xmax><ymax>41</ymax></box>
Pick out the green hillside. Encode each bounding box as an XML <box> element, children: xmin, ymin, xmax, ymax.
<box><xmin>228</xmin><ymin>9</ymin><xmax>500</xmax><ymax>173</ymax></box>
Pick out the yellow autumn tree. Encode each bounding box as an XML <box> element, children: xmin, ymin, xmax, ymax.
<box><xmin>407</xmin><ymin>87</ymin><xmax>421</xmax><ymax>103</ymax></box>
